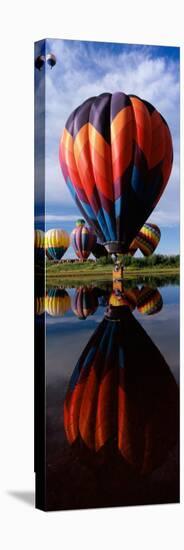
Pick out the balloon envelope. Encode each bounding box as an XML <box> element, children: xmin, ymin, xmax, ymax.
<box><xmin>132</xmin><ymin>223</ymin><xmax>161</xmax><ymax>256</ymax></box>
<box><xmin>60</xmin><ymin>92</ymin><xmax>173</xmax><ymax>254</ymax></box>
<box><xmin>35</xmin><ymin>55</ymin><xmax>45</xmax><ymax>70</ymax></box>
<box><xmin>45</xmin><ymin>229</ymin><xmax>70</xmax><ymax>261</ymax></box>
<box><xmin>46</xmin><ymin>53</ymin><xmax>56</xmax><ymax>68</ymax></box>
<box><xmin>71</xmin><ymin>220</ymin><xmax>97</xmax><ymax>260</ymax></box>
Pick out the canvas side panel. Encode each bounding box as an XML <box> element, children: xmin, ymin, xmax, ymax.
<box><xmin>34</xmin><ymin>39</ymin><xmax>46</xmax><ymax>511</ymax></box>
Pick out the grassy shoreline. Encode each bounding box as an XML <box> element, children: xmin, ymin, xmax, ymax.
<box><xmin>46</xmin><ymin>263</ymin><xmax>179</xmax><ymax>286</ymax></box>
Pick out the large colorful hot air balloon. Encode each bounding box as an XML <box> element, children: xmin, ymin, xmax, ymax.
<box><xmin>64</xmin><ymin>305</ymin><xmax>178</xmax><ymax>474</ymax></box>
<box><xmin>72</xmin><ymin>286</ymin><xmax>98</xmax><ymax>320</ymax></box>
<box><xmin>131</xmin><ymin>223</ymin><xmax>161</xmax><ymax>256</ymax></box>
<box><xmin>46</xmin><ymin>288</ymin><xmax>71</xmax><ymax>317</ymax></box>
<box><xmin>59</xmin><ymin>92</ymin><xmax>173</xmax><ymax>256</ymax></box>
<box><xmin>137</xmin><ymin>286</ymin><xmax>163</xmax><ymax>315</ymax></box>
<box><xmin>34</xmin><ymin>229</ymin><xmax>45</xmax><ymax>264</ymax></box>
<box><xmin>45</xmin><ymin>229</ymin><xmax>70</xmax><ymax>261</ymax></box>
<box><xmin>71</xmin><ymin>219</ymin><xmax>97</xmax><ymax>260</ymax></box>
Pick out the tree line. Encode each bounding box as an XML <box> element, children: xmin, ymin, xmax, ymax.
<box><xmin>97</xmin><ymin>254</ymin><xmax>180</xmax><ymax>267</ymax></box>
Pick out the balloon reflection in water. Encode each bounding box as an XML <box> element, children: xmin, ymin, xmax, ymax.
<box><xmin>72</xmin><ymin>286</ymin><xmax>98</xmax><ymax>320</ymax></box>
<box><xmin>35</xmin><ymin>296</ymin><xmax>45</xmax><ymax>316</ymax></box>
<box><xmin>64</xmin><ymin>303</ymin><xmax>178</xmax><ymax>474</ymax></box>
<box><xmin>137</xmin><ymin>286</ymin><xmax>163</xmax><ymax>315</ymax></box>
<box><xmin>46</xmin><ymin>288</ymin><xmax>71</xmax><ymax>317</ymax></box>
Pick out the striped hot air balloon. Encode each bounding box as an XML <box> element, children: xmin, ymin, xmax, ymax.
<box><xmin>34</xmin><ymin>229</ymin><xmax>45</xmax><ymax>265</ymax></box>
<box><xmin>46</xmin><ymin>288</ymin><xmax>71</xmax><ymax>317</ymax></box>
<box><xmin>71</xmin><ymin>220</ymin><xmax>97</xmax><ymax>260</ymax></box>
<box><xmin>59</xmin><ymin>92</ymin><xmax>173</xmax><ymax>255</ymax></box>
<box><xmin>45</xmin><ymin>229</ymin><xmax>70</xmax><ymax>261</ymax></box>
<box><xmin>64</xmin><ymin>306</ymin><xmax>178</xmax><ymax>474</ymax></box>
<box><xmin>137</xmin><ymin>286</ymin><xmax>163</xmax><ymax>315</ymax></box>
<box><xmin>132</xmin><ymin>223</ymin><xmax>161</xmax><ymax>256</ymax></box>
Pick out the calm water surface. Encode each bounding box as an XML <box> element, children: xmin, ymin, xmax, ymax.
<box><xmin>43</xmin><ymin>277</ymin><xmax>179</xmax><ymax>511</ymax></box>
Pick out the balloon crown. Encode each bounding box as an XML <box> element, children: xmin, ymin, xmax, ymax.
<box><xmin>76</xmin><ymin>219</ymin><xmax>86</xmax><ymax>227</ymax></box>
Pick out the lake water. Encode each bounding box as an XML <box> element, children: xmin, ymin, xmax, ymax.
<box><xmin>40</xmin><ymin>276</ymin><xmax>179</xmax><ymax>511</ymax></box>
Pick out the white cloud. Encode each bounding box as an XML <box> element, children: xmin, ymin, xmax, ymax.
<box><xmin>35</xmin><ymin>214</ymin><xmax>79</xmax><ymax>222</ymax></box>
<box><xmin>43</xmin><ymin>39</ymin><xmax>179</xmax><ymax>227</ymax></box>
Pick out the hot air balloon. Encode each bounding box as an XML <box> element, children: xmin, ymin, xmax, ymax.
<box><xmin>46</xmin><ymin>53</ymin><xmax>56</xmax><ymax>69</ymax></box>
<box><xmin>46</xmin><ymin>288</ymin><xmax>71</xmax><ymax>317</ymax></box>
<box><xmin>72</xmin><ymin>286</ymin><xmax>98</xmax><ymax>320</ymax></box>
<box><xmin>34</xmin><ymin>229</ymin><xmax>45</xmax><ymax>265</ymax></box>
<box><xmin>137</xmin><ymin>286</ymin><xmax>163</xmax><ymax>315</ymax></box>
<box><xmin>45</xmin><ymin>229</ymin><xmax>70</xmax><ymax>261</ymax></box>
<box><xmin>71</xmin><ymin>219</ymin><xmax>97</xmax><ymax>260</ymax></box>
<box><xmin>35</xmin><ymin>55</ymin><xmax>45</xmax><ymax>70</ymax></box>
<box><xmin>131</xmin><ymin>223</ymin><xmax>161</xmax><ymax>256</ymax></box>
<box><xmin>59</xmin><ymin>92</ymin><xmax>173</xmax><ymax>258</ymax></box>
<box><xmin>64</xmin><ymin>304</ymin><xmax>178</xmax><ymax>475</ymax></box>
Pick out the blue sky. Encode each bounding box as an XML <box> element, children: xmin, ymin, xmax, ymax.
<box><xmin>35</xmin><ymin>39</ymin><xmax>180</xmax><ymax>256</ymax></box>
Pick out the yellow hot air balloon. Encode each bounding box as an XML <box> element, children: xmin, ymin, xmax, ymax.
<box><xmin>34</xmin><ymin>229</ymin><xmax>45</xmax><ymax>264</ymax></box>
<box><xmin>45</xmin><ymin>229</ymin><xmax>70</xmax><ymax>261</ymax></box>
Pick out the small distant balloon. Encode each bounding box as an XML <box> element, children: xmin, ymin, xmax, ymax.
<box><xmin>45</xmin><ymin>229</ymin><xmax>70</xmax><ymax>261</ymax></box>
<box><xmin>71</xmin><ymin>220</ymin><xmax>97</xmax><ymax>261</ymax></box>
<box><xmin>35</xmin><ymin>55</ymin><xmax>45</xmax><ymax>71</ymax></box>
<box><xmin>46</xmin><ymin>53</ymin><xmax>56</xmax><ymax>69</ymax></box>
